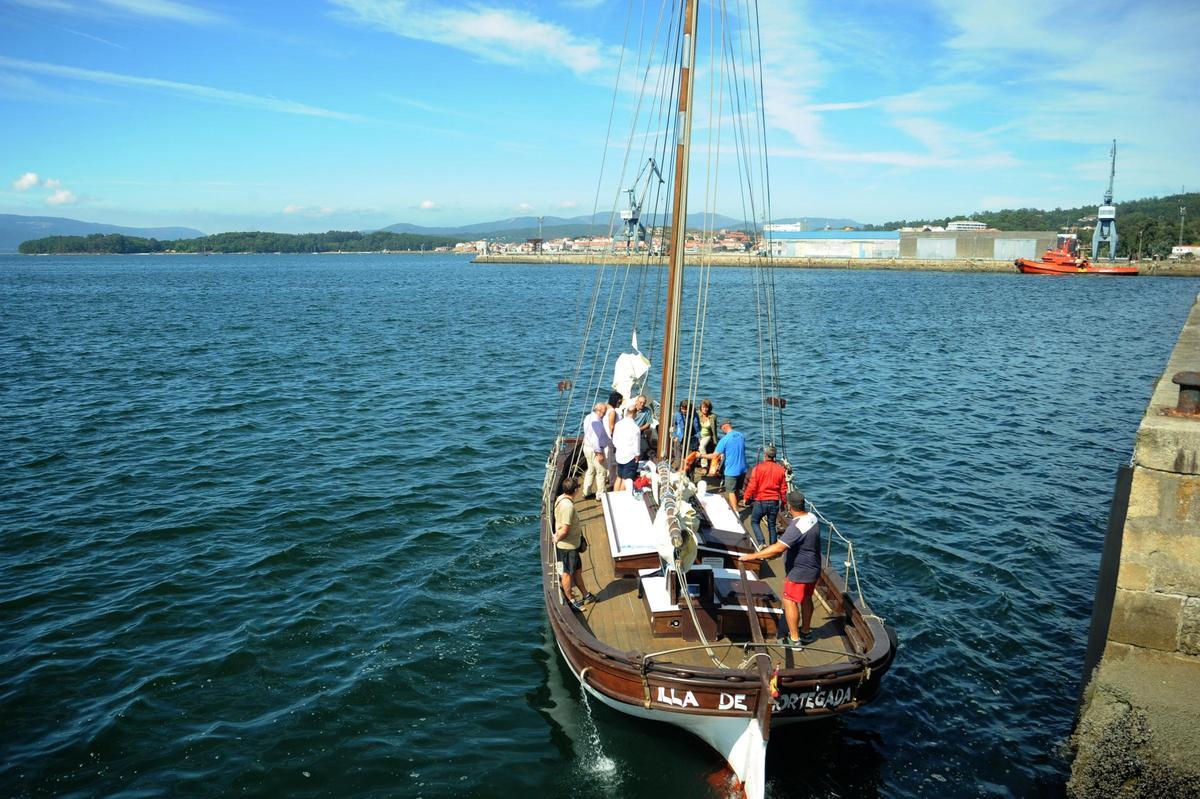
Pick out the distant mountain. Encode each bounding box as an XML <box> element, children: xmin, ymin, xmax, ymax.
<box><xmin>0</xmin><ymin>214</ymin><xmax>203</xmax><ymax>253</ymax></box>
<box><xmin>771</xmin><ymin>217</ymin><xmax>863</xmax><ymax>230</ymax></box>
<box><xmin>381</xmin><ymin>212</ymin><xmax>768</xmax><ymax>242</ymax></box>
<box><xmin>382</xmin><ymin>214</ymin><xmax>596</xmax><ymax>236</ymax></box>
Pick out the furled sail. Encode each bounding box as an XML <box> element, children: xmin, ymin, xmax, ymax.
<box><xmin>612</xmin><ymin>332</ymin><xmax>650</xmax><ymax>401</ymax></box>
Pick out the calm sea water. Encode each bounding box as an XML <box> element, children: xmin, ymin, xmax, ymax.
<box><xmin>2</xmin><ymin>254</ymin><xmax>1197</xmax><ymax>798</ymax></box>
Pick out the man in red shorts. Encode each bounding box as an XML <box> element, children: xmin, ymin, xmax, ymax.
<box><xmin>737</xmin><ymin>490</ymin><xmax>820</xmax><ymax>646</ymax></box>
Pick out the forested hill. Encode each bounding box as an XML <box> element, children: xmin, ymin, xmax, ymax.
<box><xmin>18</xmin><ymin>230</ymin><xmax>462</xmax><ymax>255</ymax></box>
<box><xmin>0</xmin><ymin>213</ymin><xmax>202</xmax><ymax>253</ymax></box>
<box><xmin>863</xmin><ymin>192</ymin><xmax>1199</xmax><ymax>258</ymax></box>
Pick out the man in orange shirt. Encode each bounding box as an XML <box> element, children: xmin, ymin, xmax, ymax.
<box><xmin>741</xmin><ymin>445</ymin><xmax>789</xmax><ymax>545</ymax></box>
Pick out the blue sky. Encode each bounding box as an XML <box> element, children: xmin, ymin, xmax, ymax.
<box><xmin>1</xmin><ymin>0</ymin><xmax>1197</xmax><ymax>233</ymax></box>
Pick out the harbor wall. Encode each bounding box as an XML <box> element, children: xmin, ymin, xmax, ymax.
<box><xmin>1069</xmin><ymin>293</ymin><xmax>1200</xmax><ymax>797</ymax></box>
<box><xmin>472</xmin><ymin>253</ymin><xmax>1200</xmax><ymax>275</ymax></box>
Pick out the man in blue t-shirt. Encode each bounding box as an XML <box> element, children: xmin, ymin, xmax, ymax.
<box><xmin>709</xmin><ymin>418</ymin><xmax>747</xmax><ymax>511</ymax></box>
<box><xmin>737</xmin><ymin>490</ymin><xmax>821</xmax><ymax>647</ymax></box>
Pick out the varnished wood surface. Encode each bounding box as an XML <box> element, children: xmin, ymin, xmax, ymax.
<box><xmin>566</xmin><ymin>493</ymin><xmax>856</xmax><ymax>671</ymax></box>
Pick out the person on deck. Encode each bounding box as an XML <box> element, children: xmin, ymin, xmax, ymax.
<box><xmin>633</xmin><ymin>394</ymin><xmax>654</xmax><ymax>456</ymax></box>
<box><xmin>554</xmin><ymin>477</ymin><xmax>595</xmax><ymax>612</ymax></box>
<box><xmin>671</xmin><ymin>400</ymin><xmax>698</xmax><ymax>467</ymax></box>
<box><xmin>696</xmin><ymin>399</ymin><xmax>718</xmax><ymax>467</ymax></box>
<box><xmin>708</xmin><ymin>418</ymin><xmax>747</xmax><ymax>510</ymax></box>
<box><xmin>613</xmin><ymin>405</ymin><xmax>642</xmax><ymax>492</ymax></box>
<box><xmin>682</xmin><ymin>398</ymin><xmax>717</xmax><ymax>474</ymax></box>
<box><xmin>737</xmin><ymin>490</ymin><xmax>820</xmax><ymax>647</ymax></box>
<box><xmin>742</xmin><ymin>444</ymin><xmax>789</xmax><ymax>546</ymax></box>
<box><xmin>581</xmin><ymin>402</ymin><xmax>611</xmax><ymax>499</ymax></box>
<box><xmin>603</xmin><ymin>390</ymin><xmax>623</xmax><ymax>488</ymax></box>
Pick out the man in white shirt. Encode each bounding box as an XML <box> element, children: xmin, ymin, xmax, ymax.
<box><xmin>581</xmin><ymin>402</ymin><xmax>611</xmax><ymax>498</ymax></box>
<box><xmin>612</xmin><ymin>405</ymin><xmax>642</xmax><ymax>492</ymax></box>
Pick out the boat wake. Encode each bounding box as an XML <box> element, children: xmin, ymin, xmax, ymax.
<box><xmin>577</xmin><ymin>693</ymin><xmax>622</xmax><ymax>784</ymax></box>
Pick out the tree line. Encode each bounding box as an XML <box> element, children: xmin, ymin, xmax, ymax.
<box><xmin>862</xmin><ymin>192</ymin><xmax>1199</xmax><ymax>259</ymax></box>
<box><xmin>18</xmin><ymin>230</ymin><xmax>462</xmax><ymax>255</ymax></box>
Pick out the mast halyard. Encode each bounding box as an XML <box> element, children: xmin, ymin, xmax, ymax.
<box><xmin>656</xmin><ymin>0</ymin><xmax>700</xmax><ymax>464</ymax></box>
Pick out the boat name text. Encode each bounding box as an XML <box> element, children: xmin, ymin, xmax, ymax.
<box><xmin>774</xmin><ymin>686</ymin><xmax>853</xmax><ymax>712</ymax></box>
<box><xmin>655</xmin><ymin>687</ymin><xmax>749</xmax><ymax>711</ymax></box>
<box><xmin>719</xmin><ymin>693</ymin><xmax>748</xmax><ymax>711</ymax></box>
<box><xmin>656</xmin><ymin>687</ymin><xmax>699</xmax><ymax>707</ymax></box>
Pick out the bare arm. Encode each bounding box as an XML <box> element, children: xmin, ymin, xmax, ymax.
<box><xmin>738</xmin><ymin>541</ymin><xmax>787</xmax><ymax>561</ymax></box>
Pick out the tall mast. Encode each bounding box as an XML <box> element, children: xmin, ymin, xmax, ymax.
<box><xmin>656</xmin><ymin>0</ymin><xmax>700</xmax><ymax>463</ymax></box>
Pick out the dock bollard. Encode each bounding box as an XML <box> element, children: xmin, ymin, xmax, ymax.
<box><xmin>1171</xmin><ymin>371</ymin><xmax>1200</xmax><ymax>416</ymax></box>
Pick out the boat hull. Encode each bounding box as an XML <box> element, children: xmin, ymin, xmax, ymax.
<box><xmin>1015</xmin><ymin>257</ymin><xmax>1139</xmax><ymax>275</ymax></box>
<box><xmin>551</xmin><ymin>632</ymin><xmax>768</xmax><ymax>797</ymax></box>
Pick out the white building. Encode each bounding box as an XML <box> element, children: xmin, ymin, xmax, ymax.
<box><xmin>946</xmin><ymin>220</ymin><xmax>987</xmax><ymax>231</ymax></box>
<box><xmin>768</xmin><ymin>230</ymin><xmax>900</xmax><ymax>259</ymax></box>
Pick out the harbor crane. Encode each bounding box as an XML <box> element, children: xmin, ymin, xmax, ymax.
<box><xmin>1092</xmin><ymin>139</ymin><xmax>1119</xmax><ymax>262</ymax></box>
<box><xmin>617</xmin><ymin>157</ymin><xmax>664</xmax><ymax>253</ymax></box>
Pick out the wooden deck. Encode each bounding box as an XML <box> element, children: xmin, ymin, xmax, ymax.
<box><xmin>568</xmin><ymin>493</ymin><xmax>856</xmax><ymax>671</ymax></box>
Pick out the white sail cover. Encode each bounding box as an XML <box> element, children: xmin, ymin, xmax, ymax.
<box><xmin>612</xmin><ymin>332</ymin><xmax>650</xmax><ymax>401</ymax></box>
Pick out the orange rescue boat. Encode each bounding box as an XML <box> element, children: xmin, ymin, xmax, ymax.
<box><xmin>1015</xmin><ymin>237</ymin><xmax>1138</xmax><ymax>275</ymax></box>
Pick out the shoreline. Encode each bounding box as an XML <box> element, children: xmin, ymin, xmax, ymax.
<box><xmin>8</xmin><ymin>249</ymin><xmax>465</xmax><ymax>257</ymax></box>
<box><xmin>473</xmin><ymin>252</ymin><xmax>1200</xmax><ymax>276</ymax></box>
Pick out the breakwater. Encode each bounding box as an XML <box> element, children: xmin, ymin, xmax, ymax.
<box><xmin>1070</xmin><ymin>293</ymin><xmax>1200</xmax><ymax>796</ymax></box>
<box><xmin>473</xmin><ymin>252</ymin><xmax>1200</xmax><ymax>275</ymax></box>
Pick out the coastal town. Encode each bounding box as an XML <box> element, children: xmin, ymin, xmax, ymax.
<box><xmin>452</xmin><ymin>220</ymin><xmax>1199</xmax><ymax>263</ymax></box>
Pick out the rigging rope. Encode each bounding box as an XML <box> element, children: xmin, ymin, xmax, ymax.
<box><xmin>556</xmin><ymin>0</ymin><xmax>789</xmax><ymax>473</ymax></box>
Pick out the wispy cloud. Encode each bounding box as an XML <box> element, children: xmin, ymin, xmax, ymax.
<box><xmin>8</xmin><ymin>0</ymin><xmax>223</xmax><ymax>25</ymax></box>
<box><xmin>417</xmin><ymin>199</ymin><xmax>439</xmax><ymax>211</ymax></box>
<box><xmin>381</xmin><ymin>93</ymin><xmax>481</xmax><ymax>124</ymax></box>
<box><xmin>331</xmin><ymin>0</ymin><xmax>612</xmax><ymax>77</ymax></box>
<box><xmin>283</xmin><ymin>204</ymin><xmax>334</xmax><ymax>217</ymax></box>
<box><xmin>58</xmin><ymin>26</ymin><xmax>129</xmax><ymax>50</ymax></box>
<box><xmin>807</xmin><ymin>100</ymin><xmax>876</xmax><ymax>113</ymax></box>
<box><xmin>757</xmin><ymin>1</ymin><xmax>826</xmax><ymax>151</ymax></box>
<box><xmin>279</xmin><ymin>203</ymin><xmax>383</xmax><ymax>218</ymax></box>
<box><xmin>753</xmin><ymin>2</ymin><xmax>1023</xmax><ymax>169</ymax></box>
<box><xmin>0</xmin><ymin>70</ymin><xmax>109</xmax><ymax>104</ymax></box>
<box><xmin>933</xmin><ymin>0</ymin><xmax>1200</xmax><ymax>133</ymax></box>
<box><xmin>100</xmin><ymin>0</ymin><xmax>221</xmax><ymax>24</ymax></box>
<box><xmin>0</xmin><ymin>55</ymin><xmax>363</xmax><ymax>120</ymax></box>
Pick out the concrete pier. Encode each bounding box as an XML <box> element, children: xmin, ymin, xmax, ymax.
<box><xmin>472</xmin><ymin>252</ymin><xmax>1200</xmax><ymax>275</ymax></box>
<box><xmin>1070</xmin><ymin>293</ymin><xmax>1200</xmax><ymax>797</ymax></box>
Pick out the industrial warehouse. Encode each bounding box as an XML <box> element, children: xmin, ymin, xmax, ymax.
<box><xmin>765</xmin><ymin>228</ymin><xmax>1059</xmax><ymax>261</ymax></box>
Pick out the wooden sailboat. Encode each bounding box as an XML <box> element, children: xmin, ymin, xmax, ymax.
<box><xmin>539</xmin><ymin>3</ymin><xmax>896</xmax><ymax>797</ymax></box>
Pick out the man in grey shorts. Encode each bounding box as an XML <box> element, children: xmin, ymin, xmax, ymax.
<box><xmin>554</xmin><ymin>477</ymin><xmax>594</xmax><ymax>611</ymax></box>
